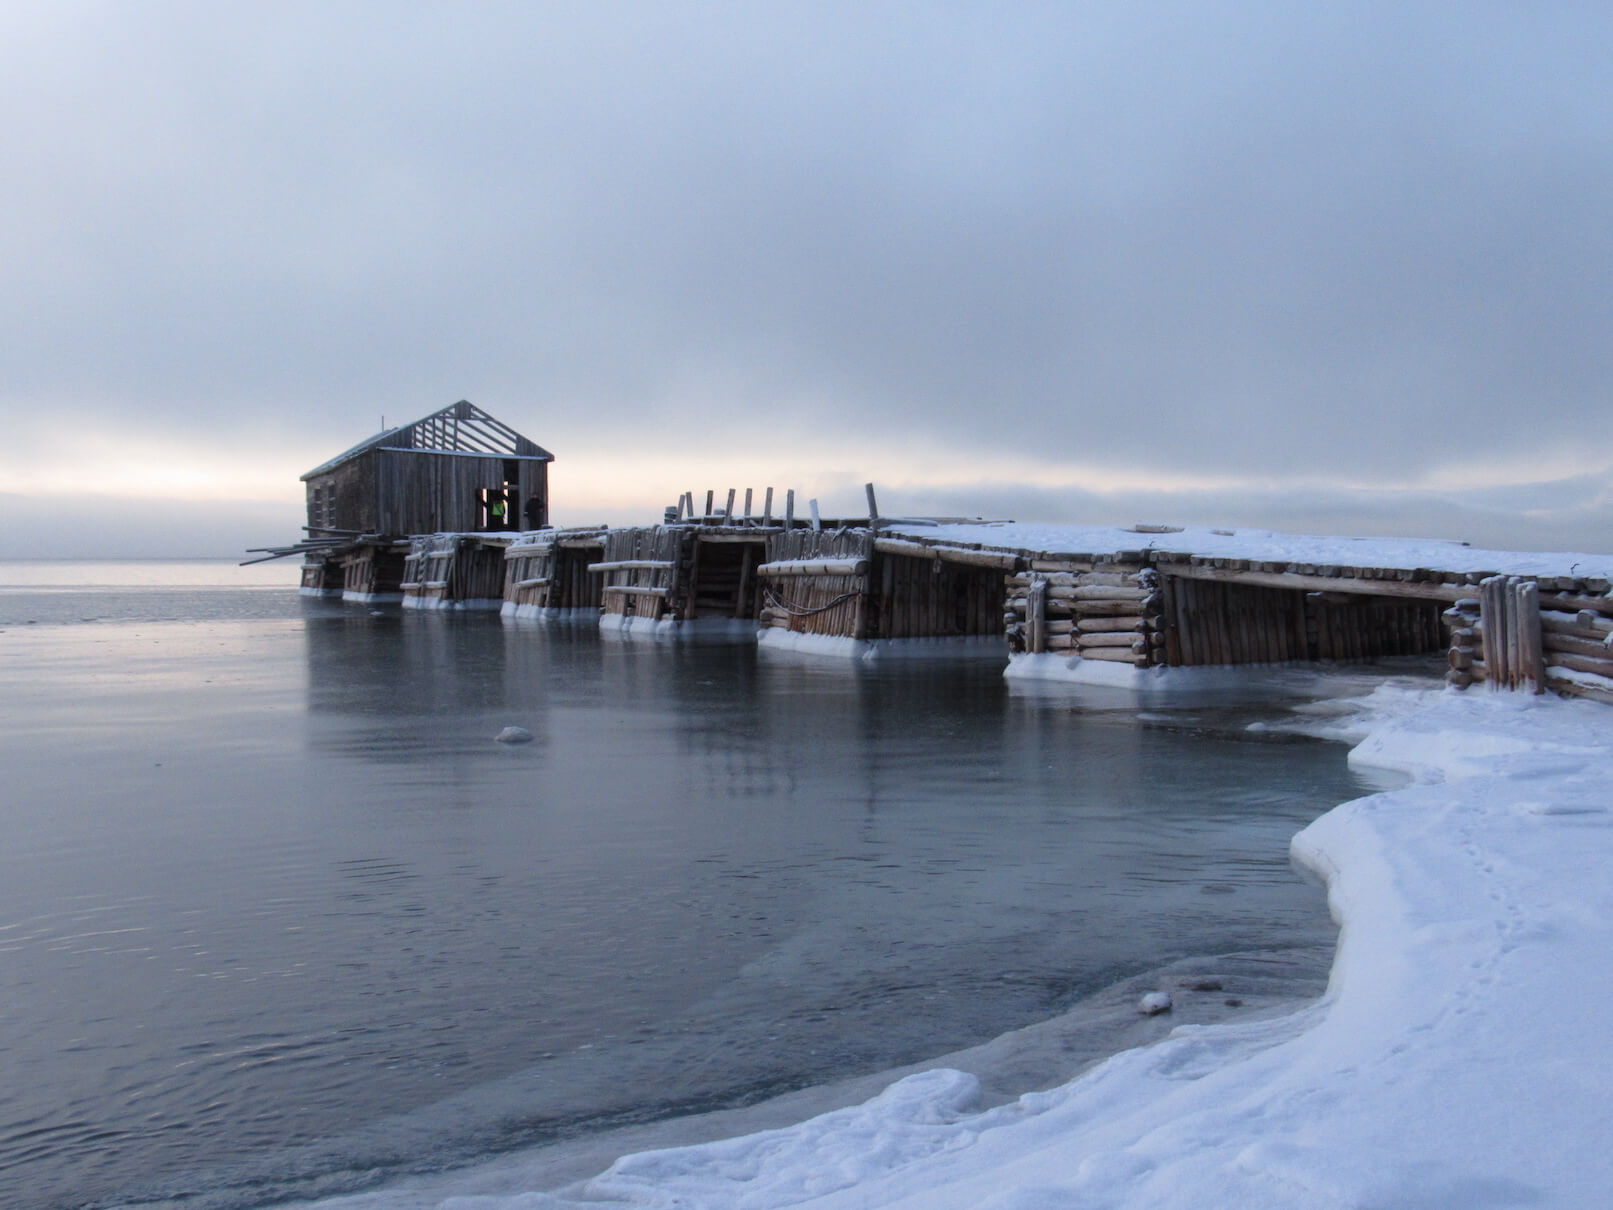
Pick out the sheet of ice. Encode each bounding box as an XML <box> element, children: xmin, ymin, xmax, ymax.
<box><xmin>402</xmin><ymin>596</ymin><xmax>504</xmax><ymax>612</ymax></box>
<box><xmin>1003</xmin><ymin>653</ymin><xmax>1282</xmax><ymax>693</ymax></box>
<box><xmin>316</xmin><ymin>685</ymin><xmax>1613</xmax><ymax>1210</ymax></box>
<box><xmin>500</xmin><ymin>603</ymin><xmax>600</xmax><ymax>622</ymax></box>
<box><xmin>597</xmin><ymin>614</ymin><xmax>760</xmax><ymax>640</ymax></box>
<box><xmin>756</xmin><ymin>630</ymin><xmax>1007</xmax><ymax>662</ymax></box>
<box><xmin>888</xmin><ymin>521</ymin><xmax>1613</xmax><ymax>580</ymax></box>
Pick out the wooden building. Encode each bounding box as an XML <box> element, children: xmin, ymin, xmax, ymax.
<box><xmin>301</xmin><ymin>400</ymin><xmax>553</xmax><ymax>538</ymax></box>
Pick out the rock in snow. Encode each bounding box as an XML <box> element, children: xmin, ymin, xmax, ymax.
<box><xmin>494</xmin><ymin>726</ymin><xmax>534</xmax><ymax>744</ymax></box>
<box><xmin>1137</xmin><ymin>991</ymin><xmax>1173</xmax><ymax>1016</ymax></box>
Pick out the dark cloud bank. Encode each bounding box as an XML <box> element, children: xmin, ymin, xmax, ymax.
<box><xmin>2</xmin><ymin>2</ymin><xmax>1609</xmax><ymax>554</ymax></box>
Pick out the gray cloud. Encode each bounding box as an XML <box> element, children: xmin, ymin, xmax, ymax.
<box><xmin>2</xmin><ymin>2</ymin><xmax>1610</xmax><ymax>537</ymax></box>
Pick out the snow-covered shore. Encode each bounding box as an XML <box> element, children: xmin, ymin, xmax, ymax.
<box><xmin>331</xmin><ymin>682</ymin><xmax>1613</xmax><ymax>1210</ymax></box>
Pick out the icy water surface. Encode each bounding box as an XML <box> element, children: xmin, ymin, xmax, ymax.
<box><xmin>0</xmin><ymin>563</ymin><xmax>1380</xmax><ymax>1209</ymax></box>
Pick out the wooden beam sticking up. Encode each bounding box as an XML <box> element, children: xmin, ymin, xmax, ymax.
<box><xmin>809</xmin><ymin>498</ymin><xmax>822</xmax><ymax>531</ymax></box>
<box><xmin>1027</xmin><ymin>577</ymin><xmax>1047</xmax><ymax>654</ymax></box>
<box><xmin>724</xmin><ymin>488</ymin><xmax>737</xmax><ymax>525</ymax></box>
<box><xmin>762</xmin><ymin>487</ymin><xmax>774</xmax><ymax>527</ymax></box>
<box><xmin>704</xmin><ymin>490</ymin><xmax>715</xmax><ymax>519</ymax></box>
<box><xmin>785</xmin><ymin>489</ymin><xmax>796</xmax><ymax>529</ymax></box>
<box><xmin>1480</xmin><ymin>576</ymin><xmax>1510</xmax><ymax>690</ymax></box>
<box><xmin>743</xmin><ymin>488</ymin><xmax>753</xmax><ymax>520</ymax></box>
<box><xmin>865</xmin><ymin>483</ymin><xmax>880</xmax><ymax>532</ymax></box>
<box><xmin>1515</xmin><ymin>578</ymin><xmax>1545</xmax><ymax>694</ymax></box>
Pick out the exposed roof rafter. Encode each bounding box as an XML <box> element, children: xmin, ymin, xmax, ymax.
<box><xmin>301</xmin><ymin>400</ymin><xmax>553</xmax><ymax>480</ymax></box>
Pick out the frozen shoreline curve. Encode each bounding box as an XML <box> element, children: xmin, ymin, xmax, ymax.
<box><xmin>301</xmin><ymin>682</ymin><xmax>1613</xmax><ymax>1209</ymax></box>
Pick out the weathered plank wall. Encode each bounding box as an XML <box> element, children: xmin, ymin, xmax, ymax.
<box><xmin>759</xmin><ymin>530</ymin><xmax>1006</xmax><ymax>641</ymax></box>
<box><xmin>306</xmin><ymin>449</ymin><xmax>547</xmax><ymax>537</ymax></box>
<box><xmin>503</xmin><ymin>532</ymin><xmax>605</xmax><ymax>611</ymax></box>
<box><xmin>594</xmin><ymin>527</ymin><xmax>692</xmax><ymax>621</ymax></box>
<box><xmin>340</xmin><ymin>546</ymin><xmax>407</xmax><ymax>597</ymax></box>
<box><xmin>376</xmin><ymin>449</ymin><xmax>545</xmax><ymax>535</ymax></box>
<box><xmin>759</xmin><ymin>530</ymin><xmax>874</xmax><ymax>638</ymax></box>
<box><xmin>301</xmin><ymin>557</ymin><xmax>343</xmax><ymax>594</ymax></box>
<box><xmin>873</xmin><ymin>549</ymin><xmax>1006</xmax><ymax>640</ymax></box>
<box><xmin>1164</xmin><ymin>579</ymin><xmax>1443</xmax><ymax>667</ymax></box>
<box><xmin>401</xmin><ymin>535</ymin><xmax>506</xmax><ymax>605</ymax></box>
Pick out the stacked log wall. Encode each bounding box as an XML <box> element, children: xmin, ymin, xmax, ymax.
<box><xmin>1443</xmin><ymin>598</ymin><xmax>1484</xmax><ymax>689</ymax></box>
<box><xmin>1005</xmin><ymin>563</ymin><xmax>1159</xmax><ymax>665</ymax></box>
<box><xmin>1541</xmin><ymin>597</ymin><xmax>1613</xmax><ymax>705</ymax></box>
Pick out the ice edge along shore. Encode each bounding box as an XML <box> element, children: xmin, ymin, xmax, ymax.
<box><xmin>298</xmin><ymin>680</ymin><xmax>1613</xmax><ymax>1210</ymax></box>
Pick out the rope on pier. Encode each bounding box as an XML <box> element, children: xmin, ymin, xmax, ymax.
<box><xmin>762</xmin><ymin>585</ymin><xmax>860</xmax><ymax>617</ymax></box>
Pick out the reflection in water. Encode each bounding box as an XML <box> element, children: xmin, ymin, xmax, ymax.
<box><xmin>0</xmin><ymin>601</ymin><xmax>1374</xmax><ymax>1210</ymax></box>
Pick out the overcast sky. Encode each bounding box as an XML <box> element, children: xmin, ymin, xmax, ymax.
<box><xmin>2</xmin><ymin>1</ymin><xmax>1610</xmax><ymax>558</ymax></box>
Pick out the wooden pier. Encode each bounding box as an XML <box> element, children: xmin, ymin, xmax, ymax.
<box><xmin>747</xmin><ymin>522</ymin><xmax>1613</xmax><ymax>704</ymax></box>
<box><xmin>284</xmin><ymin>516</ymin><xmax>1613</xmax><ymax>707</ymax></box>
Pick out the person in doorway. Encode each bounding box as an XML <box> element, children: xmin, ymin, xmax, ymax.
<box><xmin>523</xmin><ymin>495</ymin><xmax>544</xmax><ymax>529</ymax></box>
<box><xmin>489</xmin><ymin>493</ymin><xmax>508</xmax><ymax>529</ymax></box>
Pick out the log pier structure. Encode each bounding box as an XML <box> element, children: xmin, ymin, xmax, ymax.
<box><xmin>262</xmin><ymin>412</ymin><xmax>1612</xmax><ymax>703</ymax></box>
<box><xmin>270</xmin><ymin>473</ymin><xmax>1612</xmax><ymax>704</ymax></box>
<box><xmin>292</xmin><ymin>519</ymin><xmax>1613</xmax><ymax>704</ymax></box>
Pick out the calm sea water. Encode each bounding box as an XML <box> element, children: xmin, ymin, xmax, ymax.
<box><xmin>0</xmin><ymin>562</ymin><xmax>1379</xmax><ymax>1210</ymax></box>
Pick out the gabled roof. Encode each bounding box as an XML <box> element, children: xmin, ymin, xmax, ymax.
<box><xmin>301</xmin><ymin>400</ymin><xmax>554</xmax><ymax>480</ymax></box>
